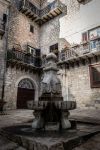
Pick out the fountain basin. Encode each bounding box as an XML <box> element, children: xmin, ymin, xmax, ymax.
<box><xmin>33</xmin><ymin>101</ymin><xmax>76</xmax><ymax>111</ymax></box>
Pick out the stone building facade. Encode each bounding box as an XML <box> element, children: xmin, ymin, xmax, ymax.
<box><xmin>0</xmin><ymin>0</ymin><xmax>100</xmax><ymax>110</ymax></box>
<box><xmin>0</xmin><ymin>0</ymin><xmax>10</xmax><ymax>104</ymax></box>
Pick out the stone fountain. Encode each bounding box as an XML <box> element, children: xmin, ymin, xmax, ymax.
<box><xmin>32</xmin><ymin>53</ymin><xmax>76</xmax><ymax>130</ymax></box>
<box><xmin>2</xmin><ymin>53</ymin><xmax>99</xmax><ymax>150</ymax></box>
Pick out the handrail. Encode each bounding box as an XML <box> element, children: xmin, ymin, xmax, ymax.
<box><xmin>59</xmin><ymin>41</ymin><xmax>100</xmax><ymax>61</ymax></box>
<box><xmin>7</xmin><ymin>49</ymin><xmax>42</xmax><ymax>68</ymax></box>
<box><xmin>20</xmin><ymin>0</ymin><xmax>40</xmax><ymax>16</ymax></box>
<box><xmin>20</xmin><ymin>0</ymin><xmax>63</xmax><ymax>17</ymax></box>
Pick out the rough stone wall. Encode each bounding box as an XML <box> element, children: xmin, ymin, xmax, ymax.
<box><xmin>40</xmin><ymin>0</ymin><xmax>100</xmax><ymax>109</ymax></box>
<box><xmin>8</xmin><ymin>0</ymin><xmax>40</xmax><ymax>51</ymax></box>
<box><xmin>4</xmin><ymin>67</ymin><xmax>40</xmax><ymax>110</ymax></box>
<box><xmin>58</xmin><ymin>60</ymin><xmax>100</xmax><ymax>108</ymax></box>
<box><xmin>4</xmin><ymin>0</ymin><xmax>41</xmax><ymax>109</ymax></box>
<box><xmin>1</xmin><ymin>0</ymin><xmax>100</xmax><ymax>109</ymax></box>
<box><xmin>40</xmin><ymin>17</ymin><xmax>60</xmax><ymax>55</ymax></box>
<box><xmin>0</xmin><ymin>0</ymin><xmax>10</xmax><ymax>100</ymax></box>
<box><xmin>40</xmin><ymin>0</ymin><xmax>68</xmax><ymax>55</ymax></box>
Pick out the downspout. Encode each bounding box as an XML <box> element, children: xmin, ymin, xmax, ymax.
<box><xmin>1</xmin><ymin>3</ymin><xmax>10</xmax><ymax>112</ymax></box>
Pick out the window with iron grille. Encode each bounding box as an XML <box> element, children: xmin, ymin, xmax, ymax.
<box><xmin>89</xmin><ymin>64</ymin><xmax>100</xmax><ymax>88</ymax></box>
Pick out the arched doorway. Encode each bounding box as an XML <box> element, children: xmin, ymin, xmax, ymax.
<box><xmin>17</xmin><ymin>78</ymin><xmax>35</xmax><ymax>109</ymax></box>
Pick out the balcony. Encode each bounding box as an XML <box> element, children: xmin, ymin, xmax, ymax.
<box><xmin>59</xmin><ymin>48</ymin><xmax>79</xmax><ymax>62</ymax></box>
<box><xmin>7</xmin><ymin>49</ymin><xmax>42</xmax><ymax>71</ymax></box>
<box><xmin>0</xmin><ymin>19</ymin><xmax>5</xmax><ymax>36</ymax></box>
<box><xmin>58</xmin><ymin>41</ymin><xmax>100</xmax><ymax>67</ymax></box>
<box><xmin>19</xmin><ymin>0</ymin><xmax>67</xmax><ymax>25</ymax></box>
<box><xmin>19</xmin><ymin>0</ymin><xmax>40</xmax><ymax>21</ymax></box>
<box><xmin>39</xmin><ymin>0</ymin><xmax>67</xmax><ymax>24</ymax></box>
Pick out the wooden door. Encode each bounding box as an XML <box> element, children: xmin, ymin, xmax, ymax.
<box><xmin>17</xmin><ymin>88</ymin><xmax>35</xmax><ymax>109</ymax></box>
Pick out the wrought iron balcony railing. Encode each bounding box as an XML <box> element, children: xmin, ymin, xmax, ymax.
<box><xmin>7</xmin><ymin>49</ymin><xmax>42</xmax><ymax>68</ymax></box>
<box><xmin>0</xmin><ymin>19</ymin><xmax>5</xmax><ymax>36</ymax></box>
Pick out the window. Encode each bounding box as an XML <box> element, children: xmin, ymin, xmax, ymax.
<box><xmin>89</xmin><ymin>27</ymin><xmax>100</xmax><ymax>40</ymax></box>
<box><xmin>27</xmin><ymin>45</ymin><xmax>36</xmax><ymax>56</ymax></box>
<box><xmin>3</xmin><ymin>14</ymin><xmax>7</xmax><ymax>23</ymax></box>
<box><xmin>50</xmin><ymin>43</ymin><xmax>58</xmax><ymax>52</ymax></box>
<box><xmin>89</xmin><ymin>64</ymin><xmax>100</xmax><ymax>88</ymax></box>
<box><xmin>60</xmin><ymin>49</ymin><xmax>66</xmax><ymax>61</ymax></box>
<box><xmin>89</xmin><ymin>27</ymin><xmax>100</xmax><ymax>51</ymax></box>
<box><xmin>50</xmin><ymin>43</ymin><xmax>59</xmax><ymax>59</ymax></box>
<box><xmin>30</xmin><ymin>25</ymin><xmax>34</xmax><ymax>33</ymax></box>
<box><xmin>82</xmin><ymin>32</ymin><xmax>88</xmax><ymax>42</ymax></box>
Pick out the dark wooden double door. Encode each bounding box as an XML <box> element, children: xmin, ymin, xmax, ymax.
<box><xmin>17</xmin><ymin>87</ymin><xmax>35</xmax><ymax>109</ymax></box>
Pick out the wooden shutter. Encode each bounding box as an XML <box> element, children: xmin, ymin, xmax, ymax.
<box><xmin>82</xmin><ymin>32</ymin><xmax>88</xmax><ymax>42</ymax></box>
<box><xmin>90</xmin><ymin>64</ymin><xmax>100</xmax><ymax>88</ymax></box>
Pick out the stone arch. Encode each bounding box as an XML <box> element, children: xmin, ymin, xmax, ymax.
<box><xmin>16</xmin><ymin>76</ymin><xmax>38</xmax><ymax>103</ymax></box>
<box><xmin>18</xmin><ymin>78</ymin><xmax>34</xmax><ymax>89</ymax></box>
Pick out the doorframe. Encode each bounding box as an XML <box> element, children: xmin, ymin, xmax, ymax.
<box><xmin>15</xmin><ymin>76</ymin><xmax>39</xmax><ymax>109</ymax></box>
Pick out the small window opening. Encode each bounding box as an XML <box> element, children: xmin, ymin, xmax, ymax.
<box><xmin>30</xmin><ymin>25</ymin><xmax>34</xmax><ymax>33</ymax></box>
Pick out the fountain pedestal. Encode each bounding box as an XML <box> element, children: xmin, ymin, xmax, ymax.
<box><xmin>32</xmin><ymin>53</ymin><xmax>76</xmax><ymax>130</ymax></box>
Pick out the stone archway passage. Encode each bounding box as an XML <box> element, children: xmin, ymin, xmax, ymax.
<box><xmin>17</xmin><ymin>79</ymin><xmax>35</xmax><ymax>109</ymax></box>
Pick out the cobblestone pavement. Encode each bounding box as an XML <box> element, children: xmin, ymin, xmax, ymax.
<box><xmin>0</xmin><ymin>109</ymin><xmax>100</xmax><ymax>150</ymax></box>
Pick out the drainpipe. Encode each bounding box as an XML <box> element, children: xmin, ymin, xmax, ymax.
<box><xmin>24</xmin><ymin>0</ymin><xmax>25</xmax><ymax>6</ymax></box>
<box><xmin>0</xmin><ymin>3</ymin><xmax>10</xmax><ymax>114</ymax></box>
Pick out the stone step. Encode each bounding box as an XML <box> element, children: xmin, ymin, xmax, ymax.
<box><xmin>0</xmin><ymin>135</ymin><xmax>26</xmax><ymax>150</ymax></box>
<box><xmin>0</xmin><ymin>123</ymin><xmax>100</xmax><ymax>150</ymax></box>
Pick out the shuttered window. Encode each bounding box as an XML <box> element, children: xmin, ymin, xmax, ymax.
<box><xmin>90</xmin><ymin>64</ymin><xmax>100</xmax><ymax>88</ymax></box>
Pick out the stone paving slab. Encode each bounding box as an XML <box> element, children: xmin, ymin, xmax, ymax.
<box><xmin>0</xmin><ymin>135</ymin><xmax>26</xmax><ymax>150</ymax></box>
<box><xmin>0</xmin><ymin>122</ymin><xmax>100</xmax><ymax>150</ymax></box>
<box><xmin>70</xmin><ymin>108</ymin><xmax>100</xmax><ymax>124</ymax></box>
<box><xmin>0</xmin><ymin>108</ymin><xmax>100</xmax><ymax>130</ymax></box>
<box><xmin>0</xmin><ymin>110</ymin><xmax>34</xmax><ymax>128</ymax></box>
<box><xmin>0</xmin><ymin>109</ymin><xmax>100</xmax><ymax>150</ymax></box>
<box><xmin>73</xmin><ymin>133</ymin><xmax>100</xmax><ymax>150</ymax></box>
